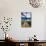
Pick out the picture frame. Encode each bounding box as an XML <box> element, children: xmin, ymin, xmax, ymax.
<box><xmin>21</xmin><ymin>12</ymin><xmax>32</xmax><ymax>28</ymax></box>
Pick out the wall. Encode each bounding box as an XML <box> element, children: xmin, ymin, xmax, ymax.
<box><xmin>44</xmin><ymin>15</ymin><xmax>46</xmax><ymax>40</ymax></box>
<box><xmin>0</xmin><ymin>0</ymin><xmax>46</xmax><ymax>40</ymax></box>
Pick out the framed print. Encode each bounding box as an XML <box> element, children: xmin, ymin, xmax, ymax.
<box><xmin>21</xmin><ymin>12</ymin><xmax>32</xmax><ymax>28</ymax></box>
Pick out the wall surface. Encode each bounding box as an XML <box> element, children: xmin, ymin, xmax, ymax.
<box><xmin>0</xmin><ymin>0</ymin><xmax>46</xmax><ymax>40</ymax></box>
<box><xmin>44</xmin><ymin>15</ymin><xmax>46</xmax><ymax>40</ymax></box>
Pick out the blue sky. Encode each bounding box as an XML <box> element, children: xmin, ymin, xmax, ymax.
<box><xmin>21</xmin><ymin>12</ymin><xmax>32</xmax><ymax>20</ymax></box>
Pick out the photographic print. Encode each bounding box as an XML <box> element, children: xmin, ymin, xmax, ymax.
<box><xmin>21</xmin><ymin>12</ymin><xmax>32</xmax><ymax>28</ymax></box>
